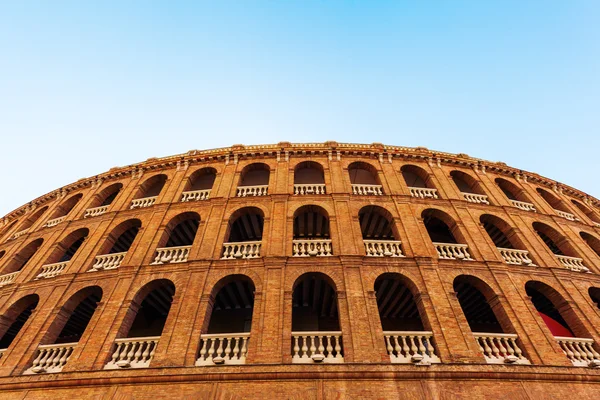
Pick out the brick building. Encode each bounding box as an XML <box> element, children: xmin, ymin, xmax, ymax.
<box><xmin>0</xmin><ymin>141</ymin><xmax>599</xmax><ymax>398</ymax></box>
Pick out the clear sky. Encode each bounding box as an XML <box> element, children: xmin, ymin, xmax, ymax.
<box><xmin>1</xmin><ymin>1</ymin><xmax>598</xmax><ymax>216</ymax></box>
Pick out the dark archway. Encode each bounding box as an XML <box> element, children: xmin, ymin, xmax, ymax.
<box><xmin>480</xmin><ymin>214</ymin><xmax>534</xmax><ymax>265</ymax></box>
<box><xmin>152</xmin><ymin>212</ymin><xmax>200</xmax><ymax>265</ymax></box>
<box><xmin>2</xmin><ymin>238</ymin><xmax>44</xmax><ymax>275</ymax></box>
<box><xmin>0</xmin><ymin>294</ymin><xmax>39</xmax><ymax>350</ymax></box>
<box><xmin>222</xmin><ymin>207</ymin><xmax>264</xmax><ymax>259</ymax></box>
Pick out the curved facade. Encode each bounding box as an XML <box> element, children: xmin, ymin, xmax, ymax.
<box><xmin>0</xmin><ymin>142</ymin><xmax>599</xmax><ymax>398</ymax></box>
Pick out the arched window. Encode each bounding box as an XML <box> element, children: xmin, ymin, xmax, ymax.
<box><xmin>537</xmin><ymin>188</ymin><xmax>575</xmax><ymax>220</ymax></box>
<box><xmin>181</xmin><ymin>168</ymin><xmax>216</xmax><ymax>202</ymax></box>
<box><xmin>91</xmin><ymin>219</ymin><xmax>141</xmax><ymax>271</ymax></box>
<box><xmin>0</xmin><ymin>220</ymin><xmax>18</xmax><ymax>241</ymax></box>
<box><xmin>237</xmin><ymin>163</ymin><xmax>269</xmax><ymax>197</ymax></box>
<box><xmin>196</xmin><ymin>275</ymin><xmax>255</xmax><ymax>366</ymax></box>
<box><xmin>533</xmin><ymin>222</ymin><xmax>587</xmax><ymax>272</ymax></box>
<box><xmin>85</xmin><ymin>183</ymin><xmax>122</xmax><ymax>217</ymax></box>
<box><xmin>422</xmin><ymin>209</ymin><xmax>472</xmax><ymax>260</ymax></box>
<box><xmin>496</xmin><ymin>178</ymin><xmax>536</xmax><ymax>211</ymax></box>
<box><xmin>46</xmin><ymin>194</ymin><xmax>83</xmax><ymax>226</ymax></box>
<box><xmin>375</xmin><ymin>273</ymin><xmax>439</xmax><ymax>364</ymax></box>
<box><xmin>0</xmin><ymin>294</ymin><xmax>39</xmax><ymax>350</ymax></box>
<box><xmin>451</xmin><ymin>171</ymin><xmax>489</xmax><ymax>204</ymax></box>
<box><xmin>1</xmin><ymin>238</ymin><xmax>44</xmax><ymax>276</ymax></box>
<box><xmin>480</xmin><ymin>214</ymin><xmax>534</xmax><ymax>266</ymax></box>
<box><xmin>26</xmin><ymin>286</ymin><xmax>102</xmax><ymax>374</ymax></box>
<box><xmin>580</xmin><ymin>232</ymin><xmax>600</xmax><ymax>258</ymax></box>
<box><xmin>401</xmin><ymin>165</ymin><xmax>438</xmax><ymax>199</ymax></box>
<box><xmin>222</xmin><ymin>207</ymin><xmax>264</xmax><ymax>259</ymax></box>
<box><xmin>294</xmin><ymin>161</ymin><xmax>325</xmax><ymax>195</ymax></box>
<box><xmin>13</xmin><ymin>207</ymin><xmax>48</xmax><ymax>238</ymax></box>
<box><xmin>348</xmin><ymin>162</ymin><xmax>383</xmax><ymax>195</ymax></box>
<box><xmin>151</xmin><ymin>212</ymin><xmax>200</xmax><ymax>264</ymax></box>
<box><xmin>292</xmin><ymin>205</ymin><xmax>332</xmax><ymax>256</ymax></box>
<box><xmin>454</xmin><ymin>276</ymin><xmax>528</xmax><ymax>364</ymax></box>
<box><xmin>105</xmin><ymin>280</ymin><xmax>174</xmax><ymax>369</ymax></box>
<box><xmin>131</xmin><ymin>175</ymin><xmax>167</xmax><ymax>209</ymax></box>
<box><xmin>572</xmin><ymin>200</ymin><xmax>600</xmax><ymax>224</ymax></box>
<box><xmin>292</xmin><ymin>273</ymin><xmax>343</xmax><ymax>363</ymax></box>
<box><xmin>36</xmin><ymin>228</ymin><xmax>88</xmax><ymax>279</ymax></box>
<box><xmin>0</xmin><ymin>251</ymin><xmax>5</xmax><ymax>262</ymax></box>
<box><xmin>360</xmin><ymin>206</ymin><xmax>404</xmax><ymax>257</ymax></box>
<box><xmin>589</xmin><ymin>287</ymin><xmax>600</xmax><ymax>312</ymax></box>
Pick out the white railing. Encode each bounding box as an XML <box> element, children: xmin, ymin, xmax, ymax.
<box><xmin>12</xmin><ymin>229</ymin><xmax>29</xmax><ymax>239</ymax></box>
<box><xmin>461</xmin><ymin>192</ymin><xmax>489</xmax><ymax>205</ymax></box>
<box><xmin>497</xmin><ymin>248</ymin><xmax>534</xmax><ymax>266</ymax></box>
<box><xmin>510</xmin><ymin>200</ymin><xmax>537</xmax><ymax>212</ymax></box>
<box><xmin>556</xmin><ymin>255</ymin><xmax>589</xmax><ymax>272</ymax></box>
<box><xmin>383</xmin><ymin>331</ymin><xmax>440</xmax><ymax>364</ymax></box>
<box><xmin>292</xmin><ymin>332</ymin><xmax>344</xmax><ymax>363</ymax></box>
<box><xmin>130</xmin><ymin>196</ymin><xmax>157</xmax><ymax>209</ymax></box>
<box><xmin>351</xmin><ymin>184</ymin><xmax>383</xmax><ymax>196</ymax></box>
<box><xmin>45</xmin><ymin>216</ymin><xmax>66</xmax><ymax>227</ymax></box>
<box><xmin>555</xmin><ymin>336</ymin><xmax>600</xmax><ymax>367</ymax></box>
<box><xmin>294</xmin><ymin>183</ymin><xmax>326</xmax><ymax>195</ymax></box>
<box><xmin>409</xmin><ymin>187</ymin><xmax>438</xmax><ymax>199</ymax></box>
<box><xmin>84</xmin><ymin>205</ymin><xmax>108</xmax><ymax>218</ymax></box>
<box><xmin>151</xmin><ymin>245</ymin><xmax>191</xmax><ymax>265</ymax></box>
<box><xmin>433</xmin><ymin>242</ymin><xmax>473</xmax><ymax>260</ymax></box>
<box><xmin>236</xmin><ymin>185</ymin><xmax>268</xmax><ymax>197</ymax></box>
<box><xmin>292</xmin><ymin>239</ymin><xmax>333</xmax><ymax>257</ymax></box>
<box><xmin>181</xmin><ymin>189</ymin><xmax>211</xmax><ymax>202</ymax></box>
<box><xmin>104</xmin><ymin>337</ymin><xmax>160</xmax><ymax>369</ymax></box>
<box><xmin>90</xmin><ymin>252</ymin><xmax>127</xmax><ymax>271</ymax></box>
<box><xmin>35</xmin><ymin>261</ymin><xmax>69</xmax><ymax>280</ymax></box>
<box><xmin>25</xmin><ymin>343</ymin><xmax>77</xmax><ymax>374</ymax></box>
<box><xmin>196</xmin><ymin>333</ymin><xmax>250</xmax><ymax>366</ymax></box>
<box><xmin>364</xmin><ymin>240</ymin><xmax>405</xmax><ymax>257</ymax></box>
<box><xmin>0</xmin><ymin>271</ymin><xmax>19</xmax><ymax>287</ymax></box>
<box><xmin>556</xmin><ymin>210</ymin><xmax>578</xmax><ymax>221</ymax></box>
<box><xmin>473</xmin><ymin>333</ymin><xmax>529</xmax><ymax>364</ymax></box>
<box><xmin>221</xmin><ymin>241</ymin><xmax>262</xmax><ymax>259</ymax></box>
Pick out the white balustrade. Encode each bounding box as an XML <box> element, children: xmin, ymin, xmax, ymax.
<box><xmin>25</xmin><ymin>343</ymin><xmax>77</xmax><ymax>374</ymax></box>
<box><xmin>433</xmin><ymin>242</ymin><xmax>473</xmax><ymax>260</ymax></box>
<box><xmin>555</xmin><ymin>336</ymin><xmax>600</xmax><ymax>367</ymax></box>
<box><xmin>292</xmin><ymin>239</ymin><xmax>333</xmax><ymax>257</ymax></box>
<box><xmin>0</xmin><ymin>272</ymin><xmax>19</xmax><ymax>287</ymax></box>
<box><xmin>497</xmin><ymin>248</ymin><xmax>534</xmax><ymax>266</ymax></box>
<box><xmin>364</xmin><ymin>240</ymin><xmax>405</xmax><ymax>257</ymax></box>
<box><xmin>556</xmin><ymin>209</ymin><xmax>578</xmax><ymax>221</ymax></box>
<box><xmin>556</xmin><ymin>255</ymin><xmax>589</xmax><ymax>272</ymax></box>
<box><xmin>409</xmin><ymin>187</ymin><xmax>438</xmax><ymax>199</ymax></box>
<box><xmin>84</xmin><ymin>205</ymin><xmax>108</xmax><ymax>218</ymax></box>
<box><xmin>181</xmin><ymin>189</ymin><xmax>211</xmax><ymax>202</ymax></box>
<box><xmin>35</xmin><ymin>261</ymin><xmax>69</xmax><ymax>280</ymax></box>
<box><xmin>236</xmin><ymin>185</ymin><xmax>268</xmax><ymax>197</ymax></box>
<box><xmin>292</xmin><ymin>332</ymin><xmax>344</xmax><ymax>363</ymax></box>
<box><xmin>104</xmin><ymin>337</ymin><xmax>160</xmax><ymax>369</ymax></box>
<box><xmin>221</xmin><ymin>241</ymin><xmax>262</xmax><ymax>259</ymax></box>
<box><xmin>510</xmin><ymin>200</ymin><xmax>537</xmax><ymax>212</ymax></box>
<box><xmin>45</xmin><ymin>216</ymin><xmax>66</xmax><ymax>227</ymax></box>
<box><xmin>196</xmin><ymin>333</ymin><xmax>250</xmax><ymax>366</ymax></box>
<box><xmin>461</xmin><ymin>192</ymin><xmax>489</xmax><ymax>205</ymax></box>
<box><xmin>473</xmin><ymin>333</ymin><xmax>530</xmax><ymax>364</ymax></box>
<box><xmin>595</xmin><ymin>223</ymin><xmax>600</xmax><ymax>228</ymax></box>
<box><xmin>294</xmin><ymin>184</ymin><xmax>326</xmax><ymax>195</ymax></box>
<box><xmin>12</xmin><ymin>229</ymin><xmax>29</xmax><ymax>239</ymax></box>
<box><xmin>90</xmin><ymin>252</ymin><xmax>127</xmax><ymax>271</ymax></box>
<box><xmin>130</xmin><ymin>196</ymin><xmax>157</xmax><ymax>209</ymax></box>
<box><xmin>383</xmin><ymin>331</ymin><xmax>440</xmax><ymax>364</ymax></box>
<box><xmin>351</xmin><ymin>184</ymin><xmax>383</xmax><ymax>196</ymax></box>
<box><xmin>151</xmin><ymin>245</ymin><xmax>191</xmax><ymax>265</ymax></box>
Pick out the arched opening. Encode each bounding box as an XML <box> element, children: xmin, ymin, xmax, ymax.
<box><xmin>46</xmin><ymin>228</ymin><xmax>89</xmax><ymax>265</ymax></box>
<box><xmin>292</xmin><ymin>205</ymin><xmax>332</xmax><ymax>257</ymax></box>
<box><xmin>14</xmin><ymin>207</ymin><xmax>48</xmax><ymax>236</ymax></box>
<box><xmin>348</xmin><ymin>162</ymin><xmax>383</xmax><ymax>195</ymax></box>
<box><xmin>294</xmin><ymin>162</ymin><xmax>325</xmax><ymax>195</ymax></box>
<box><xmin>237</xmin><ymin>163</ymin><xmax>269</xmax><ymax>197</ymax></box>
<box><xmin>0</xmin><ymin>294</ymin><xmax>39</xmax><ymax>350</ymax></box>
<box><xmin>422</xmin><ymin>209</ymin><xmax>472</xmax><ymax>260</ymax></box>
<box><xmin>480</xmin><ymin>214</ymin><xmax>534</xmax><ymax>265</ymax></box>
<box><xmin>451</xmin><ymin>171</ymin><xmax>489</xmax><ymax>204</ymax></box>
<box><xmin>2</xmin><ymin>238</ymin><xmax>44</xmax><ymax>275</ymax></box>
<box><xmin>572</xmin><ymin>200</ymin><xmax>600</xmax><ymax>224</ymax></box>
<box><xmin>185</xmin><ymin>168</ymin><xmax>217</xmax><ymax>192</ymax></box>
<box><xmin>196</xmin><ymin>275</ymin><xmax>255</xmax><ymax>366</ymax></box>
<box><xmin>292</xmin><ymin>272</ymin><xmax>343</xmax><ymax>363</ymax></box>
<box><xmin>92</xmin><ymin>183</ymin><xmax>123</xmax><ymax>208</ymax></box>
<box><xmin>589</xmin><ymin>287</ymin><xmax>600</xmax><ymax>312</ymax></box>
<box><xmin>48</xmin><ymin>194</ymin><xmax>83</xmax><ymax>222</ymax></box>
<box><xmin>580</xmin><ymin>232</ymin><xmax>600</xmax><ymax>258</ymax></box>
<box><xmin>131</xmin><ymin>175</ymin><xmax>167</xmax><ymax>209</ymax></box>
<box><xmin>401</xmin><ymin>165</ymin><xmax>438</xmax><ymax>199</ymax></box>
<box><xmin>360</xmin><ymin>206</ymin><xmax>403</xmax><ymax>257</ymax></box>
<box><xmin>0</xmin><ymin>220</ymin><xmax>18</xmax><ymax>240</ymax></box>
<box><xmin>533</xmin><ymin>222</ymin><xmax>586</xmax><ymax>271</ymax></box>
<box><xmin>496</xmin><ymin>178</ymin><xmax>536</xmax><ymax>211</ymax></box>
<box><xmin>0</xmin><ymin>251</ymin><xmax>5</xmax><ymax>261</ymax></box>
<box><xmin>105</xmin><ymin>280</ymin><xmax>174</xmax><ymax>370</ymax></box>
<box><xmin>91</xmin><ymin>219</ymin><xmax>141</xmax><ymax>271</ymax></box>
<box><xmin>454</xmin><ymin>275</ymin><xmax>528</xmax><ymax>364</ymax></box>
<box><xmin>222</xmin><ymin>207</ymin><xmax>264</xmax><ymax>259</ymax></box>
<box><xmin>537</xmin><ymin>188</ymin><xmax>571</xmax><ymax>214</ymax></box>
<box><xmin>152</xmin><ymin>212</ymin><xmax>200</xmax><ymax>264</ymax></box>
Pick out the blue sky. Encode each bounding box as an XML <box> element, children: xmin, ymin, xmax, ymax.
<box><xmin>0</xmin><ymin>1</ymin><xmax>598</xmax><ymax>216</ymax></box>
